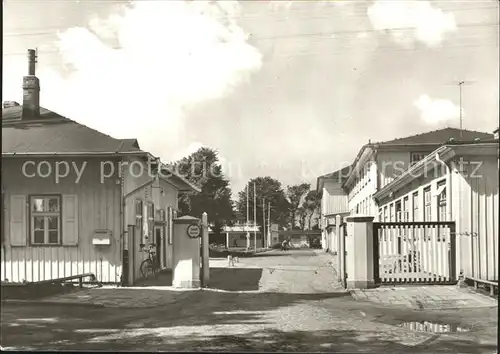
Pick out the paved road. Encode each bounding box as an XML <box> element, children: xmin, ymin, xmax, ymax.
<box><xmin>1</xmin><ymin>249</ymin><xmax>497</xmax><ymax>352</ymax></box>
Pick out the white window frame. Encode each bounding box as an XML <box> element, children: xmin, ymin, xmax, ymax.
<box><xmin>395</xmin><ymin>200</ymin><xmax>402</xmax><ymax>222</ymax></box>
<box><xmin>30</xmin><ymin>195</ymin><xmax>61</xmax><ymax>245</ymax></box>
<box><xmin>412</xmin><ymin>192</ymin><xmax>419</xmax><ymax>221</ymax></box>
<box><xmin>423</xmin><ymin>187</ymin><xmax>431</xmax><ymax>221</ymax></box>
<box><xmin>402</xmin><ymin>196</ymin><xmax>409</xmax><ymax>222</ymax></box>
<box><xmin>437</xmin><ymin>181</ymin><xmax>447</xmax><ymax>222</ymax></box>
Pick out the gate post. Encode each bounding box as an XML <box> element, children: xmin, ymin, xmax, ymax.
<box><xmin>335</xmin><ymin>215</ymin><xmax>342</xmax><ymax>282</ymax></box>
<box><xmin>345</xmin><ymin>215</ymin><xmax>376</xmax><ymax>289</ymax></box>
<box><xmin>172</xmin><ymin>215</ymin><xmax>201</xmax><ymax>288</ymax></box>
<box><xmin>201</xmin><ymin>212</ymin><xmax>210</xmax><ymax>287</ymax></box>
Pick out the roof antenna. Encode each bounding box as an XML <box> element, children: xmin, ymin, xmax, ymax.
<box><xmin>447</xmin><ymin>79</ymin><xmax>475</xmax><ymax>139</ymax></box>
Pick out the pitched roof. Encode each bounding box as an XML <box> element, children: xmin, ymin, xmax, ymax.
<box><xmin>375</xmin><ymin>127</ymin><xmax>494</xmax><ymax>145</ymax></box>
<box><xmin>2</xmin><ymin>105</ymin><xmax>143</xmax><ymax>155</ymax></box>
<box><xmin>319</xmin><ymin>127</ymin><xmax>495</xmax><ymax>190</ymax></box>
<box><xmin>318</xmin><ymin>165</ymin><xmax>352</xmax><ymax>181</ymax></box>
<box><xmin>316</xmin><ymin>164</ymin><xmax>352</xmax><ymax>192</ymax></box>
<box><xmin>374</xmin><ymin>141</ymin><xmax>499</xmax><ymax>201</ymax></box>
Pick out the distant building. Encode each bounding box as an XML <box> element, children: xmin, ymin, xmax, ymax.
<box><xmin>208</xmin><ymin>224</ymin><xmax>262</xmax><ymax>248</ymax></box>
<box><xmin>317</xmin><ymin>165</ymin><xmax>351</xmax><ymax>251</ymax></box>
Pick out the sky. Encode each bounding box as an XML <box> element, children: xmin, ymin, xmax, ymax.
<box><xmin>3</xmin><ymin>0</ymin><xmax>499</xmax><ymax>196</ymax></box>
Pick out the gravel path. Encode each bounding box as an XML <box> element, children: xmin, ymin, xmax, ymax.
<box><xmin>1</xmin><ymin>249</ymin><xmax>497</xmax><ymax>352</ymax></box>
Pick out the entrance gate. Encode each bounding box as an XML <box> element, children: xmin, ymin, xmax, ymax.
<box><xmin>373</xmin><ymin>221</ymin><xmax>457</xmax><ymax>285</ymax></box>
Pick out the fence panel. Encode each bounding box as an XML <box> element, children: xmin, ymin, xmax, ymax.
<box><xmin>373</xmin><ymin>221</ymin><xmax>456</xmax><ymax>285</ymax></box>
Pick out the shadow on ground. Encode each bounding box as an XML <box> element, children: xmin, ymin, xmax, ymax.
<box><xmin>247</xmin><ymin>251</ymin><xmax>313</xmax><ymax>258</ymax></box>
<box><xmin>1</xmin><ymin>288</ymin><xmax>497</xmax><ymax>352</ymax></box>
<box><xmin>208</xmin><ymin>268</ymin><xmax>263</xmax><ymax>291</ymax></box>
<box><xmin>1</xmin><ymin>291</ymin><xmax>352</xmax><ymax>351</ymax></box>
<box><xmin>135</xmin><ymin>267</ymin><xmax>264</xmax><ymax>289</ymax></box>
<box><xmin>1</xmin><ymin>304</ymin><xmax>496</xmax><ymax>353</ymax></box>
<box><xmin>134</xmin><ymin>270</ymin><xmax>173</xmax><ymax>287</ymax></box>
<box><xmin>133</xmin><ymin>267</ymin><xmax>263</xmax><ymax>291</ymax></box>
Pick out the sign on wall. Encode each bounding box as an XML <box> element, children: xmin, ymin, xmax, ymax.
<box><xmin>187</xmin><ymin>224</ymin><xmax>201</xmax><ymax>238</ymax></box>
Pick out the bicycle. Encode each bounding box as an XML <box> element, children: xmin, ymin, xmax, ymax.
<box><xmin>139</xmin><ymin>244</ymin><xmax>161</xmax><ymax>278</ymax></box>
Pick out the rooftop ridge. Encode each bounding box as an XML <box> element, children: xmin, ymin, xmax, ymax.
<box><xmin>3</xmin><ymin>104</ymin><xmax>127</xmax><ymax>144</ymax></box>
<box><xmin>373</xmin><ymin>127</ymin><xmax>493</xmax><ymax>145</ymax></box>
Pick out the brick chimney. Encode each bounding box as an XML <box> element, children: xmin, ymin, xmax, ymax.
<box><xmin>21</xmin><ymin>49</ymin><xmax>40</xmax><ymax>119</ymax></box>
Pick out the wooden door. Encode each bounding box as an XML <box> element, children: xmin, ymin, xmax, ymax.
<box><xmin>155</xmin><ymin>226</ymin><xmax>162</xmax><ymax>268</ymax></box>
<box><xmin>127</xmin><ymin>225</ymin><xmax>136</xmax><ymax>286</ymax></box>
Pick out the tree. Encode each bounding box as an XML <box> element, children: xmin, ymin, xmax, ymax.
<box><xmin>303</xmin><ymin>190</ymin><xmax>321</xmax><ymax>230</ymax></box>
<box><xmin>236</xmin><ymin>177</ymin><xmax>290</xmax><ymax>229</ymax></box>
<box><xmin>286</xmin><ymin>183</ymin><xmax>311</xmax><ymax>229</ymax></box>
<box><xmin>172</xmin><ymin>147</ymin><xmax>234</xmax><ymax>242</ymax></box>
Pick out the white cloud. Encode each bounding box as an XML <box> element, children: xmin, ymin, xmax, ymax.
<box><xmin>3</xmin><ymin>1</ymin><xmax>262</xmax><ymax>161</ymax></box>
<box><xmin>357</xmin><ymin>32</ymin><xmax>369</xmax><ymax>39</ymax></box>
<box><xmin>367</xmin><ymin>0</ymin><xmax>457</xmax><ymax>47</ymax></box>
<box><xmin>414</xmin><ymin>94</ymin><xmax>462</xmax><ymax>124</ymax></box>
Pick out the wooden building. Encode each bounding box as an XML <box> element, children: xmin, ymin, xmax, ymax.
<box><xmin>373</xmin><ymin>141</ymin><xmax>499</xmax><ymax>283</ymax></box>
<box><xmin>1</xmin><ymin>49</ymin><xmax>200</xmax><ymax>285</ymax></box>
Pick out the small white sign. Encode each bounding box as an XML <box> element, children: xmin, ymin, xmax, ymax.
<box><xmin>187</xmin><ymin>224</ymin><xmax>201</xmax><ymax>238</ymax></box>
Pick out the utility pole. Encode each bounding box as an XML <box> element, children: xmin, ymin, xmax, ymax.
<box><xmin>267</xmin><ymin>201</ymin><xmax>271</xmax><ymax>247</ymax></box>
<box><xmin>253</xmin><ymin>182</ymin><xmax>257</xmax><ymax>251</ymax></box>
<box><xmin>246</xmin><ymin>183</ymin><xmax>250</xmax><ymax>250</ymax></box>
<box><xmin>262</xmin><ymin>198</ymin><xmax>266</xmax><ymax>248</ymax></box>
<box><xmin>458</xmin><ymin>80</ymin><xmax>464</xmax><ymax>139</ymax></box>
<box><xmin>246</xmin><ymin>183</ymin><xmax>249</xmax><ymax>225</ymax></box>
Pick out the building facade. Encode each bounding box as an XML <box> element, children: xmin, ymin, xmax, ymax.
<box><xmin>1</xmin><ymin>49</ymin><xmax>200</xmax><ymax>285</ymax></box>
<box><xmin>373</xmin><ymin>142</ymin><xmax>499</xmax><ymax>282</ymax></box>
<box><xmin>317</xmin><ymin>127</ymin><xmax>498</xmax><ymax>284</ymax></box>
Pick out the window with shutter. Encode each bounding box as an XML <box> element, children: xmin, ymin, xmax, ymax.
<box><xmin>29</xmin><ymin>195</ymin><xmax>62</xmax><ymax>245</ymax></box>
<box><xmin>62</xmin><ymin>195</ymin><xmax>78</xmax><ymax>246</ymax></box>
<box><xmin>10</xmin><ymin>195</ymin><xmax>27</xmax><ymax>246</ymax></box>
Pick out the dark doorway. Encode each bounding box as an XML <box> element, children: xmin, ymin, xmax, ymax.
<box><xmin>155</xmin><ymin>227</ymin><xmax>162</xmax><ymax>267</ymax></box>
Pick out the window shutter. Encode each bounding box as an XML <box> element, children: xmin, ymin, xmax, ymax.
<box><xmin>10</xmin><ymin>195</ymin><xmax>27</xmax><ymax>246</ymax></box>
<box><xmin>62</xmin><ymin>195</ymin><xmax>79</xmax><ymax>246</ymax></box>
<box><xmin>142</xmin><ymin>202</ymin><xmax>148</xmax><ymax>244</ymax></box>
<box><xmin>167</xmin><ymin>207</ymin><xmax>173</xmax><ymax>245</ymax></box>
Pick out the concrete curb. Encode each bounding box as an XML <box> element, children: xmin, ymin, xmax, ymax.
<box><xmin>2</xmin><ymin>299</ymin><xmax>105</xmax><ymax>308</ymax></box>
